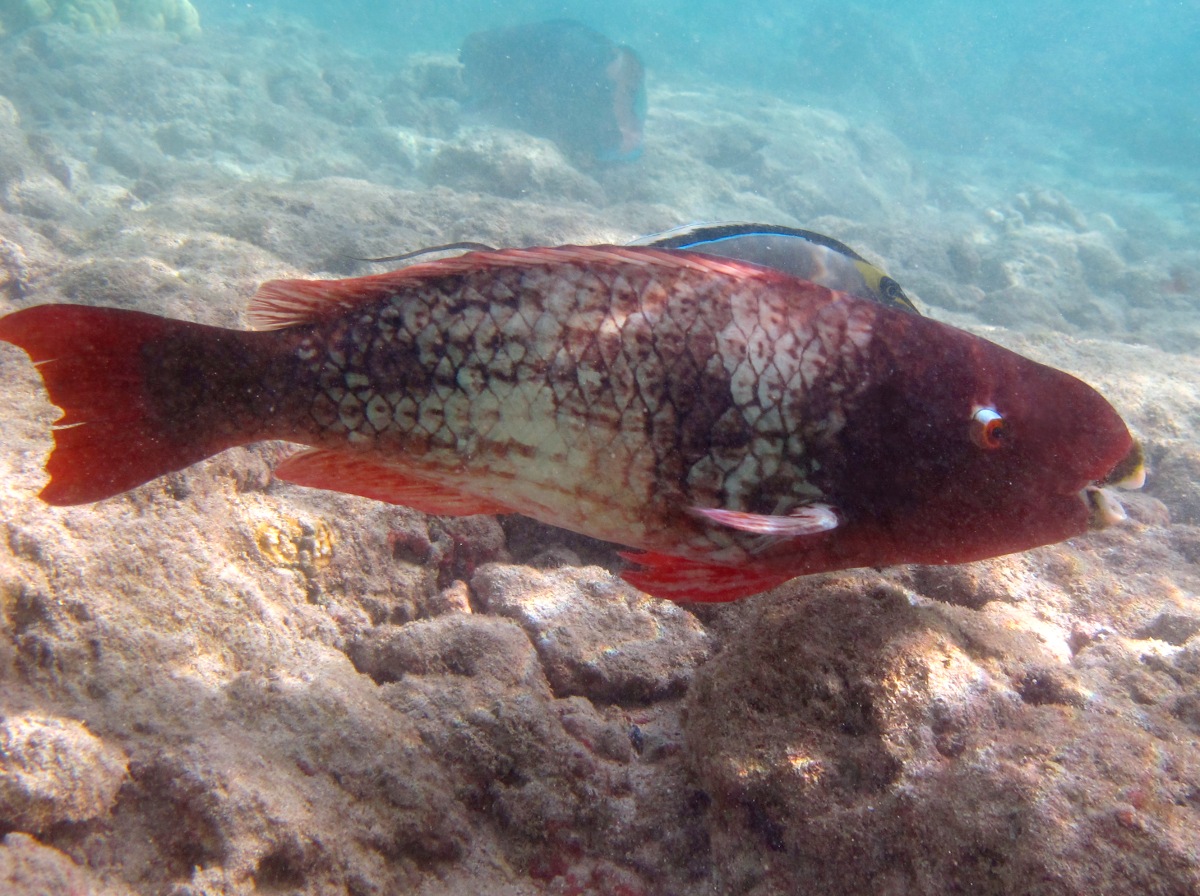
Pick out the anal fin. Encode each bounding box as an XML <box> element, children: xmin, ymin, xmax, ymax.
<box><xmin>619</xmin><ymin>551</ymin><xmax>792</xmax><ymax>603</ymax></box>
<box><xmin>275</xmin><ymin>449</ymin><xmax>511</xmax><ymax>516</ymax></box>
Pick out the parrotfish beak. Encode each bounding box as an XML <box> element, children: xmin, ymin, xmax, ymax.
<box><xmin>1085</xmin><ymin>438</ymin><xmax>1146</xmax><ymax>529</ymax></box>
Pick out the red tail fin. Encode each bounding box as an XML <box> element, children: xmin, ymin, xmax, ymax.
<box><xmin>0</xmin><ymin>305</ymin><xmax>256</xmax><ymax>505</ymax></box>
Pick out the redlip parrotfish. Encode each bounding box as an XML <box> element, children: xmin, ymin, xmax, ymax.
<box><xmin>460</xmin><ymin>19</ymin><xmax>646</xmax><ymax>162</ymax></box>
<box><xmin>356</xmin><ymin>223</ymin><xmax>916</xmax><ymax>313</ymax></box>
<box><xmin>0</xmin><ymin>246</ymin><xmax>1142</xmax><ymax>602</ymax></box>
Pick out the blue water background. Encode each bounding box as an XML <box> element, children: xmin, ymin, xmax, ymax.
<box><xmin>204</xmin><ymin>0</ymin><xmax>1200</xmax><ymax>170</ymax></box>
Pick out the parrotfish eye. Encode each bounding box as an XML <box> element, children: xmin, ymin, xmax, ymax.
<box><xmin>970</xmin><ymin>406</ymin><xmax>1008</xmax><ymax>450</ymax></box>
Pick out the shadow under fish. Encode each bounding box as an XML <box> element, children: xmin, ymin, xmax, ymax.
<box><xmin>460</xmin><ymin>19</ymin><xmax>646</xmax><ymax>162</ymax></box>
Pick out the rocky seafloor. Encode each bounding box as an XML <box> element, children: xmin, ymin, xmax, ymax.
<box><xmin>1</xmin><ymin>16</ymin><xmax>1199</xmax><ymax>896</ymax></box>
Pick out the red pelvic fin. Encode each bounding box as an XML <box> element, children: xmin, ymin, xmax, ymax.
<box><xmin>274</xmin><ymin>448</ymin><xmax>511</xmax><ymax>515</ymax></box>
<box><xmin>618</xmin><ymin>551</ymin><xmax>792</xmax><ymax>603</ymax></box>
<box><xmin>0</xmin><ymin>305</ymin><xmax>242</xmax><ymax>505</ymax></box>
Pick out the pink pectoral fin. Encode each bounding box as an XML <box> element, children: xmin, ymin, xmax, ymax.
<box><xmin>690</xmin><ymin>504</ymin><xmax>839</xmax><ymax>536</ymax></box>
<box><xmin>274</xmin><ymin>449</ymin><xmax>511</xmax><ymax>516</ymax></box>
<box><xmin>619</xmin><ymin>551</ymin><xmax>792</xmax><ymax>603</ymax></box>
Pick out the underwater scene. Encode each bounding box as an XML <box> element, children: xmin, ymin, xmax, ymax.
<box><xmin>0</xmin><ymin>1</ymin><xmax>1198</xmax><ymax>893</ymax></box>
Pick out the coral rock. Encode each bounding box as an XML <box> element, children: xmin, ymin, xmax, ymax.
<box><xmin>472</xmin><ymin>563</ymin><xmax>710</xmax><ymax>703</ymax></box>
<box><xmin>686</xmin><ymin>575</ymin><xmax>1200</xmax><ymax>895</ymax></box>
<box><xmin>0</xmin><ymin>832</ymin><xmax>135</xmax><ymax>896</ymax></box>
<box><xmin>0</xmin><ymin>714</ymin><xmax>127</xmax><ymax>831</ymax></box>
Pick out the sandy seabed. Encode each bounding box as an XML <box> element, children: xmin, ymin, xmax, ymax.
<box><xmin>1</xmin><ymin>17</ymin><xmax>1200</xmax><ymax>896</ymax></box>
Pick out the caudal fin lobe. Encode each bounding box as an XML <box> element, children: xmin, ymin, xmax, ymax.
<box><xmin>0</xmin><ymin>304</ymin><xmax>265</xmax><ymax>505</ymax></box>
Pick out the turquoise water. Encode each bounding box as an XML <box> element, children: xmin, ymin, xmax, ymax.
<box><xmin>211</xmin><ymin>0</ymin><xmax>1200</xmax><ymax>166</ymax></box>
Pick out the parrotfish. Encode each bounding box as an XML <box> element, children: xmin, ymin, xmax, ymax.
<box><xmin>0</xmin><ymin>246</ymin><xmax>1142</xmax><ymax>602</ymax></box>
<box><xmin>460</xmin><ymin>19</ymin><xmax>646</xmax><ymax>161</ymax></box>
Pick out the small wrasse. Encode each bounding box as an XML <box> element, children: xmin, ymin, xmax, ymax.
<box><xmin>628</xmin><ymin>222</ymin><xmax>918</xmax><ymax>313</ymax></box>
<box><xmin>0</xmin><ymin>246</ymin><xmax>1142</xmax><ymax>602</ymax></box>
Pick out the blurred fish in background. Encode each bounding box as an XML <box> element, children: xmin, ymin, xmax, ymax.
<box><xmin>459</xmin><ymin>19</ymin><xmax>646</xmax><ymax>162</ymax></box>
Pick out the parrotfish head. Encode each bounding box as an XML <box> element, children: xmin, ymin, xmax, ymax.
<box><xmin>823</xmin><ymin>308</ymin><xmax>1141</xmax><ymax>568</ymax></box>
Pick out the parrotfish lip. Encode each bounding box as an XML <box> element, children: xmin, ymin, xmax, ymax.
<box><xmin>1084</xmin><ymin>485</ymin><xmax>1128</xmax><ymax>529</ymax></box>
<box><xmin>1100</xmin><ymin>438</ymin><xmax>1146</xmax><ymax>490</ymax></box>
<box><xmin>1080</xmin><ymin>438</ymin><xmax>1146</xmax><ymax>529</ymax></box>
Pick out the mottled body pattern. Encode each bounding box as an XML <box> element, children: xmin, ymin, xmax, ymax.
<box><xmin>257</xmin><ymin>248</ymin><xmax>876</xmax><ymax>566</ymax></box>
<box><xmin>0</xmin><ymin>245</ymin><xmax>1138</xmax><ymax>602</ymax></box>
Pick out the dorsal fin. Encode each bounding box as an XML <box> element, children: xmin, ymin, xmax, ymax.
<box><xmin>246</xmin><ymin>245</ymin><xmax>799</xmax><ymax>330</ymax></box>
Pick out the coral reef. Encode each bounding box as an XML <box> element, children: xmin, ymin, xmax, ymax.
<box><xmin>0</xmin><ymin>0</ymin><xmax>199</xmax><ymax>38</ymax></box>
<box><xmin>0</xmin><ymin>13</ymin><xmax>1197</xmax><ymax>894</ymax></box>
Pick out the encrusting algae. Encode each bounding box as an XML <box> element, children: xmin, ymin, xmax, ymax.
<box><xmin>253</xmin><ymin>517</ymin><xmax>336</xmax><ymax>572</ymax></box>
